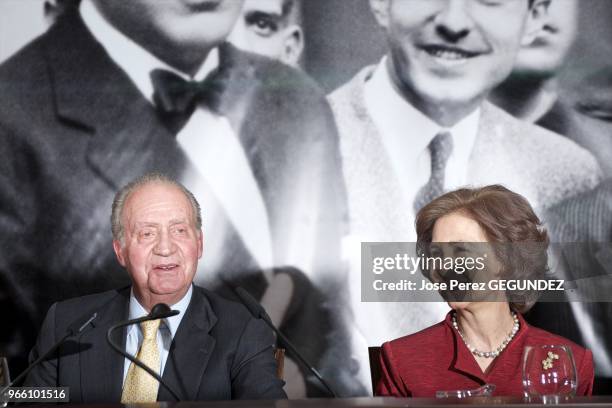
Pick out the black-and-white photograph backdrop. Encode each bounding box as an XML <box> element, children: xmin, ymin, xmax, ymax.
<box><xmin>1</xmin><ymin>0</ymin><xmax>611</xmax><ymax>399</ymax></box>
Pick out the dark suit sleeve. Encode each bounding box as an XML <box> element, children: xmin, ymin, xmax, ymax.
<box><xmin>229</xmin><ymin>317</ymin><xmax>286</xmax><ymax>399</ymax></box>
<box><xmin>376</xmin><ymin>342</ymin><xmax>410</xmax><ymax>397</ymax></box>
<box><xmin>0</xmin><ymin>123</ymin><xmax>41</xmax><ymax>373</ymax></box>
<box><xmin>23</xmin><ymin>303</ymin><xmax>59</xmax><ymax>387</ymax></box>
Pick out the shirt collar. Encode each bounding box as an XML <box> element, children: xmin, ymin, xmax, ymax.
<box><xmin>79</xmin><ymin>0</ymin><xmax>219</xmax><ymax>104</ymax></box>
<box><xmin>128</xmin><ymin>285</ymin><xmax>193</xmax><ymax>339</ymax></box>
<box><xmin>364</xmin><ymin>56</ymin><xmax>481</xmax><ymax>157</ymax></box>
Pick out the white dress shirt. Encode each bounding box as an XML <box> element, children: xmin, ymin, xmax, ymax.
<box><xmin>122</xmin><ymin>285</ymin><xmax>192</xmax><ymax>383</ymax></box>
<box><xmin>342</xmin><ymin>58</ymin><xmax>481</xmax><ymax>391</ymax></box>
<box><xmin>363</xmin><ymin>57</ymin><xmax>480</xmax><ymax>240</ymax></box>
<box><xmin>80</xmin><ymin>0</ymin><xmax>273</xmax><ymax>274</ymax></box>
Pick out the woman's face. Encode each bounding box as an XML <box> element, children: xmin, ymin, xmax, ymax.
<box><xmin>430</xmin><ymin>211</ymin><xmax>504</xmax><ymax>310</ymax></box>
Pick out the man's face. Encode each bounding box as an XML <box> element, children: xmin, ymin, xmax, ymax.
<box><xmin>228</xmin><ymin>0</ymin><xmax>302</xmax><ymax>66</ymax></box>
<box><xmin>371</xmin><ymin>0</ymin><xmax>537</xmax><ymax>110</ymax></box>
<box><xmin>113</xmin><ymin>182</ymin><xmax>203</xmax><ymax>307</ymax></box>
<box><xmin>94</xmin><ymin>0</ymin><xmax>243</xmax><ymax>64</ymax></box>
<box><xmin>513</xmin><ymin>0</ymin><xmax>578</xmax><ymax>78</ymax></box>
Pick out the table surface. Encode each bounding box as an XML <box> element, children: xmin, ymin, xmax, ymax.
<box><xmin>18</xmin><ymin>396</ymin><xmax>612</xmax><ymax>408</ymax></box>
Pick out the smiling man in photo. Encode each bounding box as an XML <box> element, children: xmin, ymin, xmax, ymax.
<box><xmin>328</xmin><ymin>0</ymin><xmax>601</xmax><ymax>390</ymax></box>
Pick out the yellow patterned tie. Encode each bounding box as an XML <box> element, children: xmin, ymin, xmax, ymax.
<box><xmin>121</xmin><ymin>319</ymin><xmax>162</xmax><ymax>403</ymax></box>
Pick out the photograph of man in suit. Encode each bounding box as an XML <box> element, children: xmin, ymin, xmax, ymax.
<box><xmin>0</xmin><ymin>0</ymin><xmax>352</xmax><ymax>396</ymax></box>
<box><xmin>25</xmin><ymin>174</ymin><xmax>286</xmax><ymax>402</ymax></box>
<box><xmin>328</xmin><ymin>0</ymin><xmax>601</xmax><ymax>390</ymax></box>
<box><xmin>228</xmin><ymin>0</ymin><xmax>303</xmax><ymax>67</ymax></box>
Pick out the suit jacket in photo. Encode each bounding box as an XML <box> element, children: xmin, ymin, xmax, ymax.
<box><xmin>0</xmin><ymin>9</ymin><xmax>350</xmax><ymax>393</ymax></box>
<box><xmin>24</xmin><ymin>285</ymin><xmax>287</xmax><ymax>402</ymax></box>
<box><xmin>329</xmin><ymin>67</ymin><xmax>601</xmax><ymax>241</ymax></box>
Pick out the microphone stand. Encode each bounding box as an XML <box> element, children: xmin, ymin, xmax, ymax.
<box><xmin>0</xmin><ymin>313</ymin><xmax>98</xmax><ymax>395</ymax></box>
<box><xmin>234</xmin><ymin>287</ymin><xmax>339</xmax><ymax>397</ymax></box>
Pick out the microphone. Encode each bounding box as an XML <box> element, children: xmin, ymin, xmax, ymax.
<box><xmin>0</xmin><ymin>311</ymin><xmax>98</xmax><ymax>394</ymax></box>
<box><xmin>106</xmin><ymin>303</ymin><xmax>181</xmax><ymax>401</ymax></box>
<box><xmin>234</xmin><ymin>287</ymin><xmax>339</xmax><ymax>398</ymax></box>
<box><xmin>149</xmin><ymin>303</ymin><xmax>179</xmax><ymax>320</ymax></box>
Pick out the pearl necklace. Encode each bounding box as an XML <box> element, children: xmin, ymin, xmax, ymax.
<box><xmin>452</xmin><ymin>311</ymin><xmax>519</xmax><ymax>358</ymax></box>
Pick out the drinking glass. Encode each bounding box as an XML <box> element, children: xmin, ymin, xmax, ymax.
<box><xmin>522</xmin><ymin>345</ymin><xmax>577</xmax><ymax>403</ymax></box>
<box><xmin>436</xmin><ymin>383</ymin><xmax>496</xmax><ymax>398</ymax></box>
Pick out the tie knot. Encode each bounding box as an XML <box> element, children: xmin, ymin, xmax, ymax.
<box><xmin>429</xmin><ymin>131</ymin><xmax>453</xmax><ymax>162</ymax></box>
<box><xmin>140</xmin><ymin>319</ymin><xmax>161</xmax><ymax>340</ymax></box>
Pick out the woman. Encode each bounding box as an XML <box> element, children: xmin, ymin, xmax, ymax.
<box><xmin>376</xmin><ymin>185</ymin><xmax>594</xmax><ymax>397</ymax></box>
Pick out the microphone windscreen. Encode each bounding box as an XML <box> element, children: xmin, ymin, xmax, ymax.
<box><xmin>149</xmin><ymin>303</ymin><xmax>179</xmax><ymax>319</ymax></box>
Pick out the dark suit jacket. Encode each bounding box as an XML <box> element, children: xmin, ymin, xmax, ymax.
<box><xmin>24</xmin><ymin>285</ymin><xmax>286</xmax><ymax>402</ymax></box>
<box><xmin>0</xmin><ymin>8</ymin><xmax>349</xmax><ymax>391</ymax></box>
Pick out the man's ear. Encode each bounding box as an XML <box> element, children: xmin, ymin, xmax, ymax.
<box><xmin>113</xmin><ymin>239</ymin><xmax>127</xmax><ymax>267</ymax></box>
<box><xmin>280</xmin><ymin>25</ymin><xmax>304</xmax><ymax>67</ymax></box>
<box><xmin>197</xmin><ymin>229</ymin><xmax>204</xmax><ymax>259</ymax></box>
<box><xmin>369</xmin><ymin>0</ymin><xmax>391</xmax><ymax>29</ymax></box>
<box><xmin>521</xmin><ymin>0</ymin><xmax>550</xmax><ymax>47</ymax></box>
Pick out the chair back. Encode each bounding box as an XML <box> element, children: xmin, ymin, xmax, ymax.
<box><xmin>368</xmin><ymin>346</ymin><xmax>382</xmax><ymax>392</ymax></box>
<box><xmin>274</xmin><ymin>348</ymin><xmax>285</xmax><ymax>380</ymax></box>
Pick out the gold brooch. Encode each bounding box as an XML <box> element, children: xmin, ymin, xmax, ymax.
<box><xmin>542</xmin><ymin>351</ymin><xmax>560</xmax><ymax>370</ymax></box>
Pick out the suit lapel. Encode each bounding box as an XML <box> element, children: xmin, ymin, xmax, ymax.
<box><xmin>211</xmin><ymin>44</ymin><xmax>270</xmax><ymax>215</ymax></box>
<box><xmin>78</xmin><ymin>289</ymin><xmax>130</xmax><ymax>402</ymax></box>
<box><xmin>43</xmin><ymin>11</ymin><xmax>189</xmax><ymax>191</ymax></box>
<box><xmin>159</xmin><ymin>288</ymin><xmax>218</xmax><ymax>401</ymax></box>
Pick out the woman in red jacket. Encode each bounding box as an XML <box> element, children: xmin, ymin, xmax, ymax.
<box><xmin>376</xmin><ymin>185</ymin><xmax>594</xmax><ymax>397</ymax></box>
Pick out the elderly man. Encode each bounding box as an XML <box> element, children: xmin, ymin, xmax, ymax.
<box><xmin>329</xmin><ymin>0</ymin><xmax>601</xmax><ymax>390</ymax></box>
<box><xmin>0</xmin><ymin>0</ymin><xmax>351</xmax><ymax>396</ymax></box>
<box><xmin>25</xmin><ymin>174</ymin><xmax>286</xmax><ymax>402</ymax></box>
<box><xmin>228</xmin><ymin>0</ymin><xmax>303</xmax><ymax>67</ymax></box>
<box><xmin>490</xmin><ymin>0</ymin><xmax>612</xmax><ymax>177</ymax></box>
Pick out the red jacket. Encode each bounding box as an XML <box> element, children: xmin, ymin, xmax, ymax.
<box><xmin>376</xmin><ymin>312</ymin><xmax>593</xmax><ymax>397</ymax></box>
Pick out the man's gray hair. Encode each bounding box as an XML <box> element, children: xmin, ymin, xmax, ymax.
<box><xmin>111</xmin><ymin>173</ymin><xmax>202</xmax><ymax>244</ymax></box>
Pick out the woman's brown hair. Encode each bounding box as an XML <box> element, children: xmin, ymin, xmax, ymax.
<box><xmin>416</xmin><ymin>185</ymin><xmax>549</xmax><ymax>313</ymax></box>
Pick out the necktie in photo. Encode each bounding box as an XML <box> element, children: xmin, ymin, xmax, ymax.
<box><xmin>413</xmin><ymin>131</ymin><xmax>454</xmax><ymax>212</ymax></box>
<box><xmin>121</xmin><ymin>319</ymin><xmax>162</xmax><ymax>403</ymax></box>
